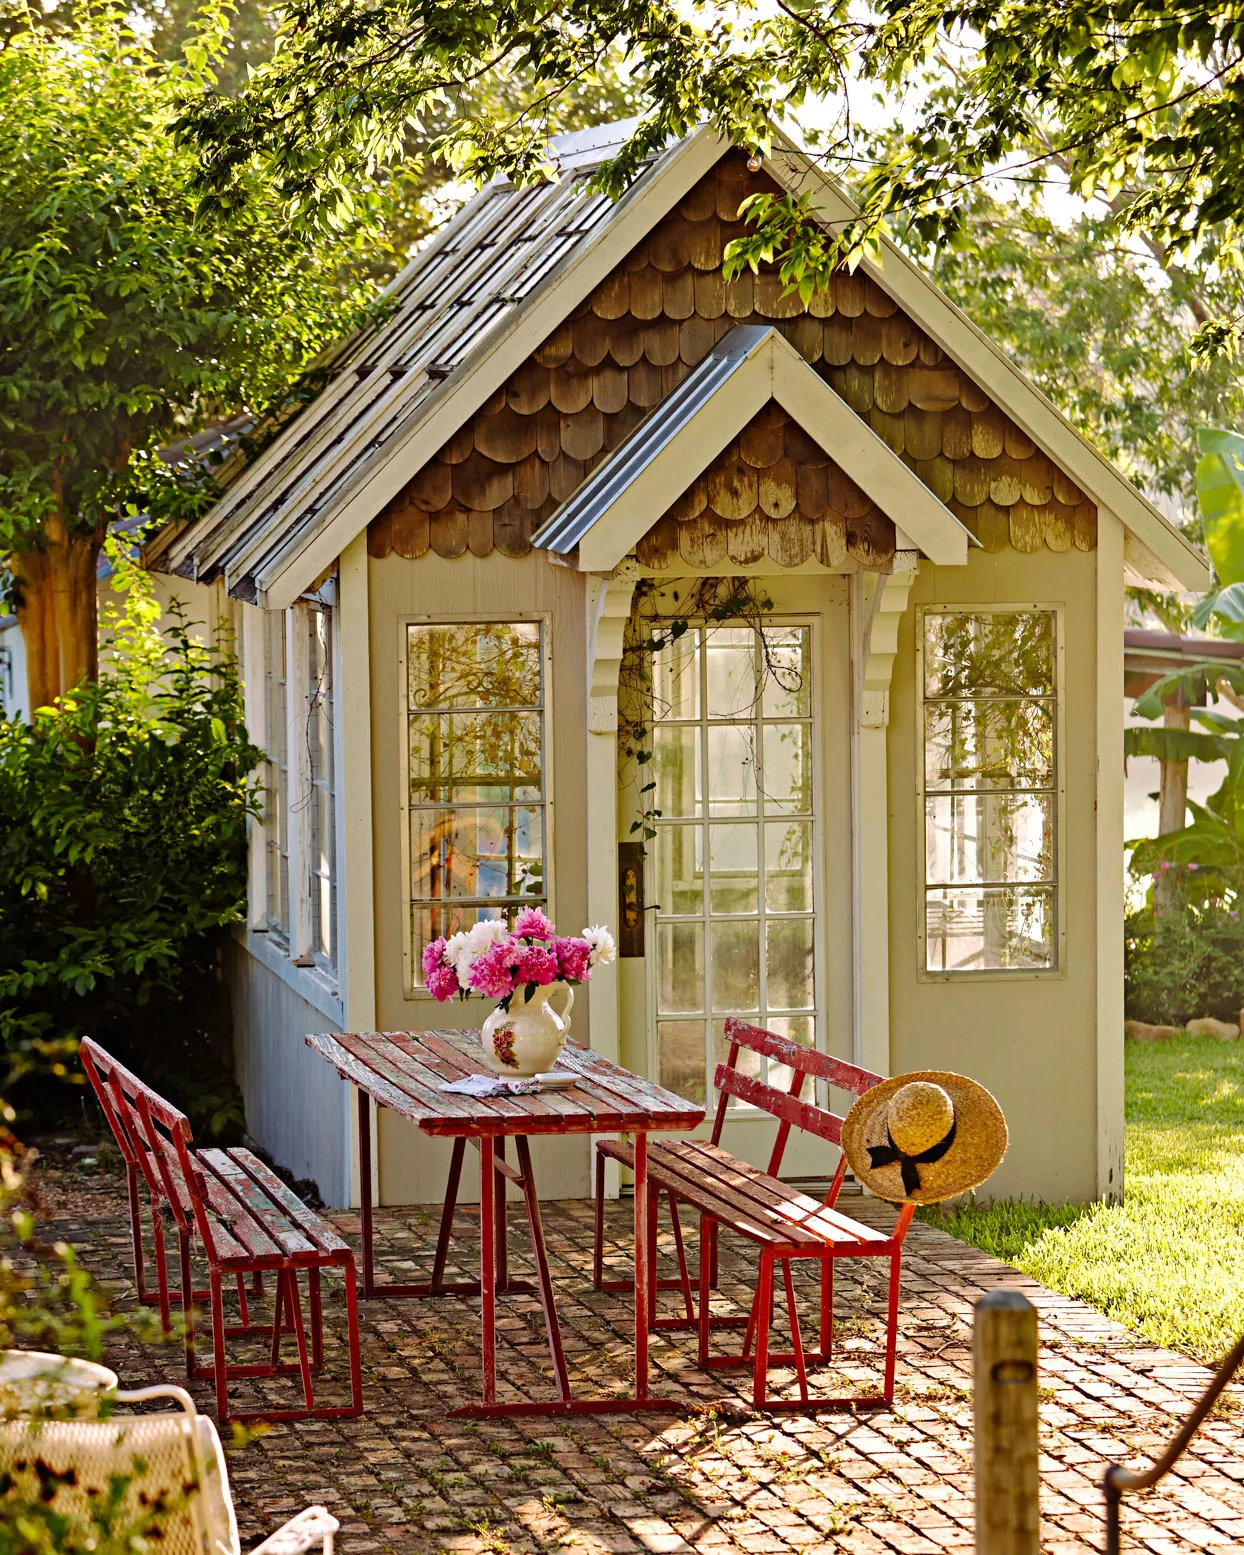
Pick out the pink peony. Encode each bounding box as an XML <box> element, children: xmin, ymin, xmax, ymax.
<box><xmin>514</xmin><ymin>945</ymin><xmax>558</xmax><ymax>986</ymax></box>
<box><xmin>554</xmin><ymin>936</ymin><xmax>591</xmax><ymax>983</ymax></box>
<box><xmin>422</xmin><ymin>936</ymin><xmax>449</xmax><ymax>981</ymax></box>
<box><xmin>425</xmin><ymin>963</ymin><xmax>461</xmax><ymax>1002</ymax></box>
<box><xmin>469</xmin><ymin>940</ymin><xmax>520</xmax><ymax>1000</ymax></box>
<box><xmin>513</xmin><ymin>906</ymin><xmax>556</xmax><ymax>941</ymax></box>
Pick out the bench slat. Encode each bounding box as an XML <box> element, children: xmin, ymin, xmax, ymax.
<box><xmin>721</xmin><ymin>1018</ymin><xmax>882</xmax><ymax>1097</ymax></box>
<box><xmin>600</xmin><ymin>1136</ymin><xmax>889</xmax><ymax>1249</ymax></box>
<box><xmin>641</xmin><ymin>1149</ymin><xmax>835</xmax><ymax>1252</ymax></box>
<box><xmin>226</xmin><ymin>1151</ymin><xmax>352</xmax><ymax>1258</ymax></box>
<box><xmin>663</xmin><ymin>1140</ymin><xmax>889</xmax><ymax>1247</ymax></box>
<box><xmin>198</xmin><ymin>1149</ymin><xmax>320</xmax><ymax>1261</ymax></box>
<box><xmin>715</xmin><ymin>1068</ymin><xmax>846</xmax><ymax>1144</ymax></box>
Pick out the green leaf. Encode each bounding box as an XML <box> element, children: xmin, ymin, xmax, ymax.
<box><xmin>1197</xmin><ymin>428</ymin><xmax>1244</xmax><ymax>584</ymax></box>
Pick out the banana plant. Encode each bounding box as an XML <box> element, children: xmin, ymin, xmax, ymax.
<box><xmin>1128</xmin><ymin>672</ymin><xmax>1244</xmax><ymax>900</ymax></box>
<box><xmin>1191</xmin><ymin>427</ymin><xmax>1244</xmax><ymax>635</ymax></box>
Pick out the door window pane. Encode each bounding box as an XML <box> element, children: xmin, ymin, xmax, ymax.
<box><xmin>651</xmin><ymin>622</ymin><xmax>818</xmax><ymax>1102</ymax></box>
<box><xmin>709</xmin><ymin>824</ymin><xmax>758</xmax><ymax>913</ymax></box>
<box><xmin>659</xmin><ymin>1021</ymin><xmax>710</xmax><ymax>1106</ymax></box>
<box><xmin>656</xmin><ymin>922</ymin><xmax>705</xmax><ymax>1013</ymax></box>
<box><xmin>766</xmin><ymin>821</ymin><xmax>814</xmax><ymax>911</ymax></box>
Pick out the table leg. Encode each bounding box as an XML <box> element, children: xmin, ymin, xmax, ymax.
<box><xmin>495</xmin><ymin>1136</ymin><xmax>509</xmax><ymax>1292</ymax></box>
<box><xmin>634</xmin><ymin>1130</ymin><xmax>649</xmax><ymax>1401</ymax></box>
<box><xmin>357</xmin><ymin>1089</ymin><xmax>375</xmax><ymax>1300</ymax></box>
<box><xmin>430</xmin><ymin>1137</ymin><xmax>465</xmax><ymax>1296</ymax></box>
<box><xmin>514</xmin><ymin>1136</ymin><xmax>570</xmax><ymax>1401</ymax></box>
<box><xmin>479</xmin><ymin>1134</ymin><xmax>497</xmax><ymax>1407</ymax></box>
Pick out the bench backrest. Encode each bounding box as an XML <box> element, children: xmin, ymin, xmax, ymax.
<box><xmin>79</xmin><ymin>1038</ymin><xmax>210</xmax><ymax>1249</ymax></box>
<box><xmin>711</xmin><ymin>1017</ymin><xmax>884</xmax><ymax>1191</ymax></box>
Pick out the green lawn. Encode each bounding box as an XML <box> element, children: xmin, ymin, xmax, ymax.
<box><xmin>922</xmin><ymin>1037</ymin><xmax>1244</xmax><ymax>1364</ymax></box>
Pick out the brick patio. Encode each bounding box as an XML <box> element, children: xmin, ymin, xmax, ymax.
<box><xmin>34</xmin><ymin>1148</ymin><xmax>1244</xmax><ymax>1555</ymax></box>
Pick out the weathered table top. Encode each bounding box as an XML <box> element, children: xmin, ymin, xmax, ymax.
<box><xmin>305</xmin><ymin>1029</ymin><xmax>706</xmax><ymax>1138</ymax></box>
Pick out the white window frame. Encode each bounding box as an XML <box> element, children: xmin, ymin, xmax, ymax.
<box><xmin>399</xmin><ymin>613</ymin><xmax>555</xmax><ymax>1000</ymax></box>
<box><xmin>915</xmin><ymin>602</ymin><xmax>1066</xmax><ymax>982</ymax></box>
<box><xmin>643</xmin><ymin>615</ymin><xmax>827</xmax><ymax>1107</ymax></box>
<box><xmin>242</xmin><ymin>589</ymin><xmax>342</xmax><ymax>991</ymax></box>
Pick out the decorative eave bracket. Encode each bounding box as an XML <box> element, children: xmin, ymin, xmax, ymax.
<box><xmin>856</xmin><ymin>551</ymin><xmax>920</xmax><ymax>728</ymax></box>
<box><xmin>587</xmin><ymin>559</ymin><xmax>640</xmax><ymax>733</ymax></box>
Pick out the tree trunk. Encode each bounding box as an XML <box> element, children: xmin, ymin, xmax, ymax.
<box><xmin>1155</xmin><ymin>695</ymin><xmax>1191</xmax><ymax>918</ymax></box>
<box><xmin>11</xmin><ymin>502</ymin><xmax>102</xmax><ymax>711</ymax></box>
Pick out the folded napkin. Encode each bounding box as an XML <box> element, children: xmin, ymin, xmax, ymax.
<box><xmin>440</xmin><ymin>1072</ymin><xmax>574</xmax><ymax>1097</ymax></box>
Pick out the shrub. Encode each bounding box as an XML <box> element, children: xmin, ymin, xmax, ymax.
<box><xmin>0</xmin><ymin>548</ymin><xmax>261</xmax><ymax>1137</ymax></box>
<box><xmin>1124</xmin><ymin>898</ymin><xmax>1244</xmax><ymax>1027</ymax></box>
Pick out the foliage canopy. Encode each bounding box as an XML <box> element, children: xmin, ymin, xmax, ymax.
<box><xmin>0</xmin><ymin>547</ymin><xmax>259</xmax><ymax>1137</ymax></box>
<box><xmin>176</xmin><ymin>0</ymin><xmax>1244</xmax><ymax>357</ymax></box>
<box><xmin>0</xmin><ymin>1</ymin><xmax>405</xmax><ymax>705</ymax></box>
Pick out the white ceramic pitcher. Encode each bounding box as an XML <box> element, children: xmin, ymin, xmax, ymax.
<box><xmin>480</xmin><ymin>981</ymin><xmax>574</xmax><ymax>1076</ymax></box>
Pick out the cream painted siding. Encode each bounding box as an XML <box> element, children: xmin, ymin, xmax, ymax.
<box><xmin>367</xmin><ymin>549</ymin><xmax>591</xmax><ymax>1204</ymax></box>
<box><xmin>887</xmin><ymin>543</ymin><xmax>1104</xmax><ymax>1204</ymax></box>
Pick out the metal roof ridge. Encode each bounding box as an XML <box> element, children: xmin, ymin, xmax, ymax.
<box><xmin>532</xmin><ymin>325</ymin><xmax>776</xmax><ymax>556</ymax></box>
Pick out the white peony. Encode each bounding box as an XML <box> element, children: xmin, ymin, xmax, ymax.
<box><xmin>443</xmin><ymin>931</ymin><xmax>472</xmax><ymax>972</ymax></box>
<box><xmin>581</xmin><ymin>924</ymin><xmax>616</xmax><ymax>967</ymax></box>
<box><xmin>451</xmin><ymin>919</ymin><xmax>506</xmax><ymax>980</ymax></box>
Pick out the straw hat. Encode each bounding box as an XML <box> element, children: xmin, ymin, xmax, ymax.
<box><xmin>840</xmin><ymin>1071</ymin><xmax>1007</xmax><ymax>1204</ymax></box>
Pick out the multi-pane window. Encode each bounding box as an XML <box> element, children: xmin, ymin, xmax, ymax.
<box><xmin>405</xmin><ymin>622</ymin><xmax>547</xmax><ymax>987</ymax></box>
<box><xmin>307</xmin><ymin>604</ymin><xmax>336</xmax><ymax>967</ymax></box>
<box><xmin>264</xmin><ymin>608</ymin><xmax>289</xmax><ymax>936</ymax></box>
<box><xmin>650</xmin><ymin>624</ymin><xmax>817</xmax><ymax>1105</ymax></box>
<box><xmin>920</xmin><ymin>608</ymin><xmax>1058</xmax><ymax>973</ymax></box>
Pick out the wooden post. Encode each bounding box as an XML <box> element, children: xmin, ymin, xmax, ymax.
<box><xmin>974</xmin><ymin>1290</ymin><xmax>1040</xmax><ymax>1554</ymax></box>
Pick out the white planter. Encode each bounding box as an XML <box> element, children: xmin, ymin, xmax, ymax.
<box><xmin>480</xmin><ymin>981</ymin><xmax>575</xmax><ymax>1077</ymax></box>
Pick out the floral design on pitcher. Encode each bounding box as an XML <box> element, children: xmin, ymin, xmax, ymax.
<box><xmin>491</xmin><ymin>1025</ymin><xmax>519</xmax><ymax>1069</ymax></box>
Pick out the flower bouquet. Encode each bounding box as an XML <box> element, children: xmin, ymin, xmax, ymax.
<box><xmin>422</xmin><ymin>908</ymin><xmax>616</xmax><ymax>1076</ymax></box>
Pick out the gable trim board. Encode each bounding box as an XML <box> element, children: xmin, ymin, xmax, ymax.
<box><xmin>160</xmin><ymin>122</ymin><xmax>1208</xmax><ymax>608</ymax></box>
<box><xmin>532</xmin><ymin>324</ymin><xmax>975</xmax><ymax>570</ymax></box>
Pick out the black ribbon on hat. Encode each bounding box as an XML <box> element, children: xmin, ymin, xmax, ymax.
<box><xmin>867</xmin><ymin>1116</ymin><xmax>957</xmax><ymax>1196</ymax></box>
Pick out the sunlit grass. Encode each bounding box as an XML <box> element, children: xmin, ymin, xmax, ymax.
<box><xmin>922</xmin><ymin>1038</ymin><xmax>1244</xmax><ymax>1363</ymax></box>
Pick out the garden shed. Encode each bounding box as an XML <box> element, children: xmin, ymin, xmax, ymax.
<box><xmin>152</xmin><ymin>119</ymin><xmax>1208</xmax><ymax>1210</ymax></box>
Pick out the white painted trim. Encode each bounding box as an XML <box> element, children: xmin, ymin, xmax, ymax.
<box><xmin>232</xmin><ymin>923</ymin><xmax>344</xmax><ymax>1024</ymax></box>
<box><xmin>1095</xmin><ymin>511</ymin><xmax>1126</xmax><ymax>1202</ymax></box>
<box><xmin>241</xmin><ymin>604</ymin><xmax>268</xmax><ymax>932</ymax></box>
<box><xmin>850</xmin><ymin>564</ymin><xmax>918</xmax><ymax>1075</ymax></box>
<box><xmin>286</xmin><ymin>603</ymin><xmax>315</xmax><ymax>962</ymax></box>
<box><xmin>574</xmin><ymin>330</ymin><xmax>971</xmax><ymax>571</ymax></box>
<box><xmin>256</xmin><ymin>132</ymin><xmax>729</xmax><ymax>610</ymax></box>
<box><xmin>338</xmin><ymin>534</ymin><xmax>375</xmax><ymax>1031</ymax></box>
<box><xmin>584</xmin><ymin>564</ymin><xmax>639</xmax><ymax>1077</ymax></box>
<box><xmin>337</xmin><ymin>534</ymin><xmax>374</xmax><ymax>1212</ymax></box>
<box><xmin>763</xmin><ymin>137</ymin><xmax>1209</xmax><ymax>593</ymax></box>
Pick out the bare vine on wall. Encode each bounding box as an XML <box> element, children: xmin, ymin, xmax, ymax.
<box><xmin>617</xmin><ymin>576</ymin><xmax>805</xmax><ymax>852</ymax></box>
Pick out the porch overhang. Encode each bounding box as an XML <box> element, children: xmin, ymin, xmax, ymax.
<box><xmin>530</xmin><ymin>324</ymin><xmax>977</xmax><ymax>572</ymax></box>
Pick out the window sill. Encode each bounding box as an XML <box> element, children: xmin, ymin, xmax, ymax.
<box><xmin>232</xmin><ymin>924</ymin><xmax>345</xmax><ymax>1024</ymax></box>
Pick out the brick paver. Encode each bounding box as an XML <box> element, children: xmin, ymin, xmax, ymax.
<box><xmin>34</xmin><ymin>1149</ymin><xmax>1244</xmax><ymax>1555</ymax></box>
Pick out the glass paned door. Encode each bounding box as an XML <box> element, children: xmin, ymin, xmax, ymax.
<box><xmin>649</xmin><ymin>624</ymin><xmax>818</xmax><ymax>1108</ymax></box>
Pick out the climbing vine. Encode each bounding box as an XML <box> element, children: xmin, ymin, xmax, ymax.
<box><xmin>618</xmin><ymin>576</ymin><xmax>808</xmax><ymax>849</ymax></box>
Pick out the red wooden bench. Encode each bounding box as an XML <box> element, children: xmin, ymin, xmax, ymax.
<box><xmin>80</xmin><ymin>1037</ymin><xmax>363</xmax><ymax>1423</ymax></box>
<box><xmin>593</xmin><ymin>1017</ymin><xmax>914</xmax><ymax>1410</ymax></box>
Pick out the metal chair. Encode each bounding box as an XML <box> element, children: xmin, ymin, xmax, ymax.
<box><xmin>0</xmin><ymin>1382</ymin><xmax>338</xmax><ymax>1555</ymax></box>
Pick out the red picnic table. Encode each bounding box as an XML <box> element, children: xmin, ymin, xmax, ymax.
<box><xmin>304</xmin><ymin>1029</ymin><xmax>706</xmax><ymax>1417</ymax></box>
